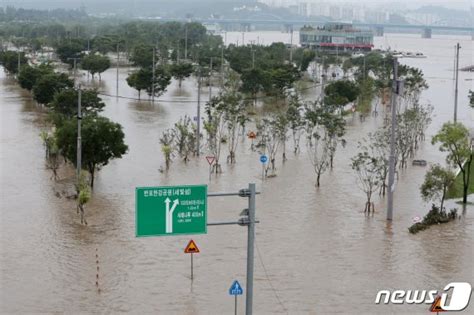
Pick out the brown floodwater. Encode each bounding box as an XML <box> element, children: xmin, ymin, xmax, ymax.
<box><xmin>1</xmin><ymin>33</ymin><xmax>473</xmax><ymax>314</ymax></box>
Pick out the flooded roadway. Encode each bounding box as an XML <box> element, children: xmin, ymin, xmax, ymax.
<box><xmin>1</xmin><ymin>33</ymin><xmax>473</xmax><ymax>314</ymax></box>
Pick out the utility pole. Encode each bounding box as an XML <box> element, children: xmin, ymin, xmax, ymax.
<box><xmin>116</xmin><ymin>43</ymin><xmax>120</xmax><ymax>96</ymax></box>
<box><xmin>221</xmin><ymin>45</ymin><xmax>224</xmax><ymax>87</ymax></box>
<box><xmin>185</xmin><ymin>25</ymin><xmax>188</xmax><ymax>61</ymax></box>
<box><xmin>77</xmin><ymin>85</ymin><xmax>82</xmax><ymax>186</ymax></box>
<box><xmin>245</xmin><ymin>183</ymin><xmax>256</xmax><ymax>315</ymax></box>
<box><xmin>252</xmin><ymin>49</ymin><xmax>255</xmax><ymax>69</ymax></box>
<box><xmin>152</xmin><ymin>47</ymin><xmax>156</xmax><ymax>103</ymax></box>
<box><xmin>196</xmin><ymin>72</ymin><xmax>201</xmax><ymax>156</ymax></box>
<box><xmin>68</xmin><ymin>57</ymin><xmax>80</xmax><ymax>86</ymax></box>
<box><xmin>209</xmin><ymin>57</ymin><xmax>213</xmax><ymax>102</ymax></box>
<box><xmin>387</xmin><ymin>58</ymin><xmax>398</xmax><ymax>221</ymax></box>
<box><xmin>289</xmin><ymin>28</ymin><xmax>293</xmax><ymax>63</ymax></box>
<box><xmin>17</xmin><ymin>50</ymin><xmax>21</xmax><ymax>73</ymax></box>
<box><xmin>454</xmin><ymin>43</ymin><xmax>460</xmax><ymax>123</ymax></box>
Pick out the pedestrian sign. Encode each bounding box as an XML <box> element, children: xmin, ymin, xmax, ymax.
<box><xmin>260</xmin><ymin>155</ymin><xmax>268</xmax><ymax>163</ymax></box>
<box><xmin>136</xmin><ymin>185</ymin><xmax>207</xmax><ymax>237</ymax></box>
<box><xmin>229</xmin><ymin>280</ymin><xmax>243</xmax><ymax>295</ymax></box>
<box><xmin>184</xmin><ymin>239</ymin><xmax>200</xmax><ymax>253</ymax></box>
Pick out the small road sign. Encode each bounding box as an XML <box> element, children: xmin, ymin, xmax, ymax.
<box><xmin>206</xmin><ymin>156</ymin><xmax>215</xmax><ymax>165</ymax></box>
<box><xmin>247</xmin><ymin>131</ymin><xmax>256</xmax><ymax>139</ymax></box>
<box><xmin>136</xmin><ymin>185</ymin><xmax>207</xmax><ymax>237</ymax></box>
<box><xmin>229</xmin><ymin>280</ymin><xmax>243</xmax><ymax>295</ymax></box>
<box><xmin>184</xmin><ymin>239</ymin><xmax>200</xmax><ymax>253</ymax></box>
<box><xmin>260</xmin><ymin>155</ymin><xmax>268</xmax><ymax>164</ymax></box>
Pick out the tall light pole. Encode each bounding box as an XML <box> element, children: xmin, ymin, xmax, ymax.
<box><xmin>116</xmin><ymin>43</ymin><xmax>120</xmax><ymax>96</ymax></box>
<box><xmin>77</xmin><ymin>84</ymin><xmax>82</xmax><ymax>187</ymax></box>
<box><xmin>387</xmin><ymin>58</ymin><xmax>399</xmax><ymax>221</ymax></box>
<box><xmin>152</xmin><ymin>47</ymin><xmax>156</xmax><ymax>103</ymax></box>
<box><xmin>454</xmin><ymin>43</ymin><xmax>460</xmax><ymax>122</ymax></box>
<box><xmin>196</xmin><ymin>71</ymin><xmax>202</xmax><ymax>156</ymax></box>
<box><xmin>184</xmin><ymin>24</ymin><xmax>188</xmax><ymax>61</ymax></box>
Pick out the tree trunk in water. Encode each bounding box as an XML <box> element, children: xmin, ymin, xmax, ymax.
<box><xmin>89</xmin><ymin>165</ymin><xmax>95</xmax><ymax>189</ymax></box>
<box><xmin>138</xmin><ymin>90</ymin><xmax>141</xmax><ymax>100</ymax></box>
<box><xmin>179</xmin><ymin>78</ymin><xmax>182</xmax><ymax>88</ymax></box>
<box><xmin>316</xmin><ymin>173</ymin><xmax>321</xmax><ymax>187</ymax></box>
<box><xmin>330</xmin><ymin>154</ymin><xmax>334</xmax><ymax>169</ymax></box>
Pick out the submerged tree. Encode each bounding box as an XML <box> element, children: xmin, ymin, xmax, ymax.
<box><xmin>255</xmin><ymin>117</ymin><xmax>281</xmax><ymax>177</ymax></box>
<box><xmin>172</xmin><ymin>116</ymin><xmax>196</xmax><ymax>162</ymax></box>
<box><xmin>81</xmin><ymin>53</ymin><xmax>110</xmax><ymax>80</ymax></box>
<box><xmin>77</xmin><ymin>171</ymin><xmax>91</xmax><ymax>225</ymax></box>
<box><xmin>204</xmin><ymin>97</ymin><xmax>226</xmax><ymax>173</ymax></box>
<box><xmin>160</xmin><ymin>129</ymin><xmax>175</xmax><ymax>170</ymax></box>
<box><xmin>420</xmin><ymin>164</ymin><xmax>456</xmax><ymax>211</ymax></box>
<box><xmin>286</xmin><ymin>94</ymin><xmax>305</xmax><ymax>154</ymax></box>
<box><xmin>351</xmin><ymin>151</ymin><xmax>383</xmax><ymax>214</ymax></box>
<box><xmin>56</xmin><ymin>115</ymin><xmax>128</xmax><ymax>188</ymax></box>
<box><xmin>432</xmin><ymin>122</ymin><xmax>473</xmax><ymax>204</ymax></box>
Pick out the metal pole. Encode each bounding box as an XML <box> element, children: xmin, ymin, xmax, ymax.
<box><xmin>252</xmin><ymin>50</ymin><xmax>255</xmax><ymax>69</ymax></box>
<box><xmin>191</xmin><ymin>253</ymin><xmax>194</xmax><ymax>280</ymax></box>
<box><xmin>17</xmin><ymin>50</ymin><xmax>20</xmax><ymax>73</ymax></box>
<box><xmin>387</xmin><ymin>58</ymin><xmax>398</xmax><ymax>221</ymax></box>
<box><xmin>289</xmin><ymin>28</ymin><xmax>293</xmax><ymax>63</ymax></box>
<box><xmin>209</xmin><ymin>57</ymin><xmax>213</xmax><ymax>102</ymax></box>
<box><xmin>454</xmin><ymin>43</ymin><xmax>460</xmax><ymax>123</ymax></box>
<box><xmin>221</xmin><ymin>45</ymin><xmax>224</xmax><ymax>87</ymax></box>
<box><xmin>245</xmin><ymin>183</ymin><xmax>256</xmax><ymax>315</ymax></box>
<box><xmin>77</xmin><ymin>85</ymin><xmax>82</xmax><ymax>185</ymax></box>
<box><xmin>116</xmin><ymin>43</ymin><xmax>119</xmax><ymax>96</ymax></box>
<box><xmin>185</xmin><ymin>25</ymin><xmax>188</xmax><ymax>61</ymax></box>
<box><xmin>152</xmin><ymin>47</ymin><xmax>155</xmax><ymax>103</ymax></box>
<box><xmin>235</xmin><ymin>295</ymin><xmax>238</xmax><ymax>315</ymax></box>
<box><xmin>196</xmin><ymin>73</ymin><xmax>201</xmax><ymax>156</ymax></box>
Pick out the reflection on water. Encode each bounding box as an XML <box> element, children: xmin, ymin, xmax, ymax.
<box><xmin>1</xmin><ymin>33</ymin><xmax>473</xmax><ymax>314</ymax></box>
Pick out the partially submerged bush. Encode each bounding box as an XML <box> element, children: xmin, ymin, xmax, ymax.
<box><xmin>409</xmin><ymin>205</ymin><xmax>457</xmax><ymax>234</ymax></box>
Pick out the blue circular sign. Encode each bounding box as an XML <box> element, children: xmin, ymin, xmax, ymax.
<box><xmin>260</xmin><ymin>155</ymin><xmax>268</xmax><ymax>163</ymax></box>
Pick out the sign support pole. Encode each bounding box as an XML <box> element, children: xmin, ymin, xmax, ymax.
<box><xmin>245</xmin><ymin>183</ymin><xmax>256</xmax><ymax>315</ymax></box>
<box><xmin>191</xmin><ymin>253</ymin><xmax>194</xmax><ymax>281</ymax></box>
<box><xmin>235</xmin><ymin>295</ymin><xmax>237</xmax><ymax>315</ymax></box>
<box><xmin>209</xmin><ymin>163</ymin><xmax>212</xmax><ymax>182</ymax></box>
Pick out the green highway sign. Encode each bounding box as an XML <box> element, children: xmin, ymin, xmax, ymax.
<box><xmin>136</xmin><ymin>185</ymin><xmax>207</xmax><ymax>237</ymax></box>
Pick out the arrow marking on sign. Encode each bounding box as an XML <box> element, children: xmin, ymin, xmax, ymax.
<box><xmin>165</xmin><ymin>198</ymin><xmax>179</xmax><ymax>233</ymax></box>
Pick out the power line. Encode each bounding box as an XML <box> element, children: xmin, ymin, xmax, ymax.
<box><xmin>96</xmin><ymin>82</ymin><xmax>323</xmax><ymax>104</ymax></box>
<box><xmin>255</xmin><ymin>240</ymin><xmax>288</xmax><ymax>314</ymax></box>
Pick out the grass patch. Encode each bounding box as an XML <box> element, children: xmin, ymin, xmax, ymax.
<box><xmin>446</xmin><ymin>163</ymin><xmax>474</xmax><ymax>199</ymax></box>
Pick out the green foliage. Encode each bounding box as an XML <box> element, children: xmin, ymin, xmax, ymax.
<box><xmin>56</xmin><ymin>40</ymin><xmax>84</xmax><ymax>65</ymax></box>
<box><xmin>160</xmin><ymin>129</ymin><xmax>175</xmax><ymax>169</ymax></box>
<box><xmin>32</xmin><ymin>72</ymin><xmax>74</xmax><ymax>104</ymax></box>
<box><xmin>420</xmin><ymin>164</ymin><xmax>456</xmax><ymax>210</ymax></box>
<box><xmin>432</xmin><ymin>122</ymin><xmax>473</xmax><ymax>204</ymax></box>
<box><xmin>169</xmin><ymin>63</ymin><xmax>194</xmax><ymax>87</ymax></box>
<box><xmin>126</xmin><ymin>67</ymin><xmax>171</xmax><ymax>99</ymax></box>
<box><xmin>130</xmin><ymin>44</ymin><xmax>155</xmax><ymax>68</ymax></box>
<box><xmin>240</xmin><ymin>68</ymin><xmax>270</xmax><ymax>102</ymax></box>
<box><xmin>324</xmin><ymin>80</ymin><xmax>360</xmax><ymax>109</ymax></box>
<box><xmin>268</xmin><ymin>64</ymin><xmax>300</xmax><ymax>97</ymax></box>
<box><xmin>48</xmin><ymin>88</ymin><xmax>105</xmax><ymax>125</ymax></box>
<box><xmin>0</xmin><ymin>50</ymin><xmax>28</xmax><ymax>74</ymax></box>
<box><xmin>81</xmin><ymin>53</ymin><xmax>110</xmax><ymax>79</ymax></box>
<box><xmin>408</xmin><ymin>205</ymin><xmax>457</xmax><ymax>234</ymax></box>
<box><xmin>18</xmin><ymin>64</ymin><xmax>54</xmax><ymax>91</ymax></box>
<box><xmin>55</xmin><ymin>115</ymin><xmax>128</xmax><ymax>187</ymax></box>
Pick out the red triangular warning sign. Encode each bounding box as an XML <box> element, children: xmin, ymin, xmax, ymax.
<box><xmin>430</xmin><ymin>296</ymin><xmax>446</xmax><ymax>312</ymax></box>
<box><xmin>184</xmin><ymin>239</ymin><xmax>200</xmax><ymax>254</ymax></box>
<box><xmin>206</xmin><ymin>156</ymin><xmax>215</xmax><ymax>165</ymax></box>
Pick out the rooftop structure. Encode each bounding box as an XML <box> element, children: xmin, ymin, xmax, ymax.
<box><xmin>300</xmin><ymin>22</ymin><xmax>374</xmax><ymax>51</ymax></box>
